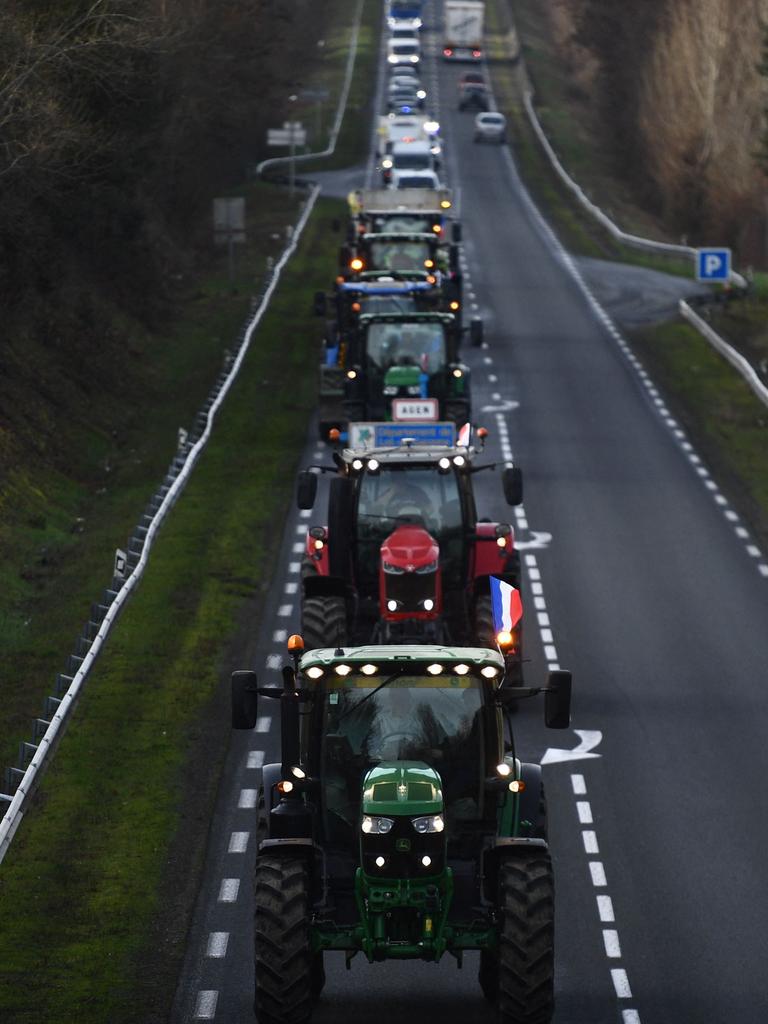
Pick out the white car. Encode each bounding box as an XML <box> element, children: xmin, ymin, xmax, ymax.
<box><xmin>473</xmin><ymin>111</ymin><xmax>506</xmax><ymax>143</ymax></box>
<box><xmin>387</xmin><ymin>39</ymin><xmax>421</xmax><ymax>66</ymax></box>
<box><xmin>390</xmin><ymin>168</ymin><xmax>443</xmax><ymax>190</ymax></box>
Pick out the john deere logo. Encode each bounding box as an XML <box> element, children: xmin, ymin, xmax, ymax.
<box><xmin>396</xmin><ymin>839</ymin><xmax>411</xmax><ymax>852</ymax></box>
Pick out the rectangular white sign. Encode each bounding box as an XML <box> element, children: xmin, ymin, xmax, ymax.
<box><xmin>391</xmin><ymin>398</ymin><xmax>438</xmax><ymax>421</ymax></box>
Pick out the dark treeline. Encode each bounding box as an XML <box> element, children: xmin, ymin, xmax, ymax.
<box><xmin>0</xmin><ymin>0</ymin><xmax>314</xmax><ymax>329</ymax></box>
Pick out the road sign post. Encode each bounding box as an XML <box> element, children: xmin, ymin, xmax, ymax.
<box><xmin>266</xmin><ymin>121</ymin><xmax>306</xmax><ymax>196</ymax></box>
<box><xmin>696</xmin><ymin>248</ymin><xmax>731</xmax><ymax>282</ymax></box>
<box><xmin>213</xmin><ymin>197</ymin><xmax>246</xmax><ymax>288</ymax></box>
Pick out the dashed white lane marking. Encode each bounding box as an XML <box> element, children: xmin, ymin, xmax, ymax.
<box><xmin>266</xmin><ymin>654</ymin><xmax>281</xmax><ymax>670</ymax></box>
<box><xmin>285</xmin><ymin>581</ymin><xmax>298</xmax><ymax>595</ymax></box>
<box><xmin>238</xmin><ymin>789</ymin><xmax>258</xmax><ymax>809</ymax></box>
<box><xmin>273</xmin><ymin>629</ymin><xmax>287</xmax><ymax>642</ymax></box>
<box><xmin>299</xmin><ymin>509</ymin><xmax>311</xmax><ymax>519</ymax></box>
<box><xmin>622</xmin><ymin>1009</ymin><xmax>641</xmax><ymax>1023</ymax></box>
<box><xmin>576</xmin><ymin>801</ymin><xmax>593</xmax><ymax>825</ymax></box>
<box><xmin>292</xmin><ymin>541</ymin><xmax>304</xmax><ymax>554</ymax></box>
<box><xmin>194</xmin><ymin>990</ymin><xmax>218</xmax><ymax>1019</ymax></box>
<box><xmin>589</xmin><ymin>862</ymin><xmax>607</xmax><ymax>886</ymax></box>
<box><xmin>277</xmin><ymin>603</ymin><xmax>293</xmax><ymax>617</ymax></box>
<box><xmin>218</xmin><ymin>878</ymin><xmax>240</xmax><ymax>903</ymax></box>
<box><xmin>289</xmin><ymin>561</ymin><xmax>301</xmax><ymax>573</ymax></box>
<box><xmin>571</xmin><ymin>774</ymin><xmax>587</xmax><ymax>795</ymax></box>
<box><xmin>255</xmin><ymin>715</ymin><xmax>271</xmax><ymax>733</ymax></box>
<box><xmin>228</xmin><ymin>831</ymin><xmax>250</xmax><ymax>853</ymax></box>
<box><xmin>247</xmin><ymin>750</ymin><xmax>265</xmax><ymax>769</ymax></box>
<box><xmin>603</xmin><ymin>930</ymin><xmax>622</xmax><ymax>958</ymax></box>
<box><xmin>582</xmin><ymin>831</ymin><xmax>599</xmax><ymax>855</ymax></box>
<box><xmin>206</xmin><ymin>932</ymin><xmax>229</xmax><ymax>958</ymax></box>
<box><xmin>597</xmin><ymin>895</ymin><xmax>615</xmax><ymax>922</ymax></box>
<box><xmin>483</xmin><ymin>355</ymin><xmax>492</xmax><ymax>365</ymax></box>
<box><xmin>613</xmin><ymin>971</ymin><xmax>634</xmax><ymax>999</ymax></box>
<box><xmin>295</xmin><ymin>524</ymin><xmax>307</xmax><ymax>534</ymax></box>
<box><xmin>488</xmin><ymin>373</ymin><xmax>498</xmax><ymax>382</ymax></box>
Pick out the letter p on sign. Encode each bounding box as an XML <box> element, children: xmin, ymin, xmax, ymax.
<box><xmin>697</xmin><ymin>248</ymin><xmax>731</xmax><ymax>282</ymax></box>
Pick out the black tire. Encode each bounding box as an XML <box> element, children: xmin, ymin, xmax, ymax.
<box><xmin>474</xmin><ymin>594</ymin><xmax>495</xmax><ymax>646</ymax></box>
<box><xmin>497</xmin><ymin>852</ymin><xmax>555</xmax><ymax>1024</ymax></box>
<box><xmin>253</xmin><ymin>855</ymin><xmax>314</xmax><ymax>1024</ymax></box>
<box><xmin>302</xmin><ymin>594</ymin><xmax>347</xmax><ymax>650</ymax></box>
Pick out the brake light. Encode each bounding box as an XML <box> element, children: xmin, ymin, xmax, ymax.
<box><xmin>472</xmin><ymin>49</ymin><xmax>482</xmax><ymax>58</ymax></box>
<box><xmin>443</xmin><ymin>47</ymin><xmax>453</xmax><ymax>56</ymax></box>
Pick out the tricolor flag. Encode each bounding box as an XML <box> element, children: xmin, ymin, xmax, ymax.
<box><xmin>457</xmin><ymin>421</ymin><xmax>471</xmax><ymax>447</ymax></box>
<box><xmin>490</xmin><ymin>576</ymin><xmax>523</xmax><ymax>634</ymax></box>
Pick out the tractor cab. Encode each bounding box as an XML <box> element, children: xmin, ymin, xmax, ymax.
<box><xmin>346</xmin><ymin>231</ymin><xmax>448</xmax><ymax>277</ymax></box>
<box><xmin>343</xmin><ymin>312</ymin><xmax>469</xmax><ymax>424</ymax></box>
<box><xmin>231</xmin><ymin>642</ymin><xmax>571</xmax><ymax>1018</ymax></box>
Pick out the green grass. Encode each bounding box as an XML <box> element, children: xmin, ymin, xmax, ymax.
<box><xmin>629</xmin><ymin>319</ymin><xmax>768</xmax><ymax>546</ymax></box>
<box><xmin>0</xmin><ymin>194</ymin><xmax>347</xmax><ymax>1024</ymax></box>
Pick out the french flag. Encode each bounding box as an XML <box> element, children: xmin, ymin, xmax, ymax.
<box><xmin>490</xmin><ymin>576</ymin><xmax>523</xmax><ymax>633</ymax></box>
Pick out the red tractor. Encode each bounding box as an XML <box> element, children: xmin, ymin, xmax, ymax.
<box><xmin>297</xmin><ymin>428</ymin><xmax>526</xmax><ymax>680</ymax></box>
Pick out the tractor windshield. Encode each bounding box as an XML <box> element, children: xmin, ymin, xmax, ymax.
<box><xmin>355</xmin><ymin>463</ymin><xmax>464</xmax><ymax>587</ymax></box>
<box><xmin>320</xmin><ymin>674</ymin><xmax>486</xmax><ymax>842</ymax></box>
<box><xmin>359</xmin><ymin>294</ymin><xmax>418</xmax><ymax>316</ymax></box>
<box><xmin>365</xmin><ymin>320</ymin><xmax>446</xmax><ymax>372</ymax></box>
<box><xmin>368</xmin><ymin>239</ymin><xmax>431</xmax><ymax>272</ymax></box>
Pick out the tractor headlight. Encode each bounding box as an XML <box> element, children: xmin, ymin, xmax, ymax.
<box><xmin>415</xmin><ymin>559</ymin><xmax>438</xmax><ymax>574</ymax></box>
<box><xmin>362</xmin><ymin>815</ymin><xmax>395</xmax><ymax>835</ymax></box>
<box><xmin>382</xmin><ymin>560</ymin><xmax>406</xmax><ymax>574</ymax></box>
<box><xmin>412</xmin><ymin>814</ymin><xmax>444</xmax><ymax>834</ymax></box>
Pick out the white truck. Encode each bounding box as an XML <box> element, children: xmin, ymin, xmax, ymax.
<box><xmin>443</xmin><ymin>0</ymin><xmax>484</xmax><ymax>61</ymax></box>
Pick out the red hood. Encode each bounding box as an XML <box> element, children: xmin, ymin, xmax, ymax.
<box><xmin>381</xmin><ymin>525</ymin><xmax>438</xmax><ymax>570</ymax></box>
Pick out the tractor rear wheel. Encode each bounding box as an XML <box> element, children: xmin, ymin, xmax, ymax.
<box><xmin>253</xmin><ymin>854</ymin><xmax>314</xmax><ymax>1024</ymax></box>
<box><xmin>302</xmin><ymin>594</ymin><xmax>347</xmax><ymax>650</ymax></box>
<box><xmin>474</xmin><ymin>594</ymin><xmax>495</xmax><ymax>646</ymax></box>
<box><xmin>496</xmin><ymin>852</ymin><xmax>555</xmax><ymax>1024</ymax></box>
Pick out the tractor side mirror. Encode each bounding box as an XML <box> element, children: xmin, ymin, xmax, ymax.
<box><xmin>313</xmin><ymin>291</ymin><xmax>327</xmax><ymax>317</ymax></box>
<box><xmin>502</xmin><ymin>466</ymin><xmax>523</xmax><ymax>506</ymax></box>
<box><xmin>297</xmin><ymin>470</ymin><xmax>318</xmax><ymax>510</ymax></box>
<box><xmin>452</xmin><ymin>221</ymin><xmax>462</xmax><ymax>243</ymax></box>
<box><xmin>232</xmin><ymin>670</ymin><xmax>259</xmax><ymax>730</ymax></box>
<box><xmin>469</xmin><ymin>318</ymin><xmax>483</xmax><ymax>347</ymax></box>
<box><xmin>545</xmin><ymin>670</ymin><xmax>572</xmax><ymax>729</ymax></box>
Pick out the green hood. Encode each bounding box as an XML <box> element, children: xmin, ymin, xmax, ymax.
<box><xmin>384</xmin><ymin>365</ymin><xmax>422</xmax><ymax>388</ymax></box>
<box><xmin>362</xmin><ymin>761</ymin><xmax>443</xmax><ymax>817</ymax></box>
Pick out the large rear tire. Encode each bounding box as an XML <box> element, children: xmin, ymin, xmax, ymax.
<box><xmin>254</xmin><ymin>855</ymin><xmax>314</xmax><ymax>1024</ymax></box>
<box><xmin>302</xmin><ymin>594</ymin><xmax>347</xmax><ymax>650</ymax></box>
<box><xmin>496</xmin><ymin>853</ymin><xmax>555</xmax><ymax>1024</ymax></box>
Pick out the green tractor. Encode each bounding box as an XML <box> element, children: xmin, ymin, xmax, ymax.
<box><xmin>232</xmin><ymin>641</ymin><xmax>572</xmax><ymax>1023</ymax></box>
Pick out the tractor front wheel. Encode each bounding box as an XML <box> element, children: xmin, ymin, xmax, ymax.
<box><xmin>302</xmin><ymin>594</ymin><xmax>347</xmax><ymax>650</ymax></box>
<box><xmin>254</xmin><ymin>854</ymin><xmax>314</xmax><ymax>1024</ymax></box>
<box><xmin>496</xmin><ymin>852</ymin><xmax>555</xmax><ymax>1024</ymax></box>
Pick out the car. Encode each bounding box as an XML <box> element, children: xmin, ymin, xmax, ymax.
<box><xmin>390</xmin><ymin>75</ymin><xmax>427</xmax><ymax>101</ymax></box>
<box><xmin>473</xmin><ymin>111</ymin><xmax>506</xmax><ymax>143</ymax></box>
<box><xmin>387</xmin><ymin>63</ymin><xmax>419</xmax><ymax>82</ymax></box>
<box><xmin>388</xmin><ymin>13</ymin><xmax>422</xmax><ymax>31</ymax></box>
<box><xmin>390</xmin><ymin>168</ymin><xmax>443</xmax><ymax>190</ymax></box>
<box><xmin>459</xmin><ymin>71</ymin><xmax>485</xmax><ymax>88</ymax></box>
<box><xmin>387</xmin><ymin>38</ymin><xmax>421</xmax><ymax>66</ymax></box>
<box><xmin>459</xmin><ymin>83</ymin><xmax>489</xmax><ymax>112</ymax></box>
<box><xmin>387</xmin><ymin>88</ymin><xmax>423</xmax><ymax>114</ymax></box>
<box><xmin>390</xmin><ymin>25</ymin><xmax>420</xmax><ymax>39</ymax></box>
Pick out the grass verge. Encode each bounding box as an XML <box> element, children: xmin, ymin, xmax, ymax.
<box><xmin>0</xmin><ymin>194</ymin><xmax>347</xmax><ymax>1024</ymax></box>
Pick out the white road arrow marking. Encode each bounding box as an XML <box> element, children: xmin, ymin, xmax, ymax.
<box><xmin>515</xmin><ymin>531</ymin><xmax>552</xmax><ymax>550</ymax></box>
<box><xmin>541</xmin><ymin>729</ymin><xmax>603</xmax><ymax>765</ymax></box>
<box><xmin>481</xmin><ymin>399</ymin><xmax>520</xmax><ymax>412</ymax></box>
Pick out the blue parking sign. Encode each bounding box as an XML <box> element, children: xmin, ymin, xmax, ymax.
<box><xmin>696</xmin><ymin>248</ymin><xmax>731</xmax><ymax>282</ymax></box>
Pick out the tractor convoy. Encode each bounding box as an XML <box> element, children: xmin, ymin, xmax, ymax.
<box><xmin>230</xmin><ymin>3</ymin><xmax>573</xmax><ymax>1023</ymax></box>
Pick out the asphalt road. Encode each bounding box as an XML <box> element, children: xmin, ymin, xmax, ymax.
<box><xmin>172</xmin><ymin>3</ymin><xmax>768</xmax><ymax>1022</ymax></box>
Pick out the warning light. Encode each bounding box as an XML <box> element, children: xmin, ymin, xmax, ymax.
<box><xmin>350</xmin><ymin>257</ymin><xmax>364</xmax><ymax>272</ymax></box>
<box><xmin>287</xmin><ymin>634</ymin><xmax>304</xmax><ymax>652</ymax></box>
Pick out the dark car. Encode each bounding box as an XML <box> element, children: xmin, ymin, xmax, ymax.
<box><xmin>458</xmin><ymin>83</ymin><xmax>488</xmax><ymax>112</ymax></box>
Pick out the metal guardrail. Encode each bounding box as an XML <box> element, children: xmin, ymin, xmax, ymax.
<box><xmin>679</xmin><ymin>300</ymin><xmax>768</xmax><ymax>409</ymax></box>
<box><xmin>521</xmin><ymin>90</ymin><xmax>748</xmax><ymax>291</ymax></box>
<box><xmin>0</xmin><ymin>185</ymin><xmax>322</xmax><ymax>866</ymax></box>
